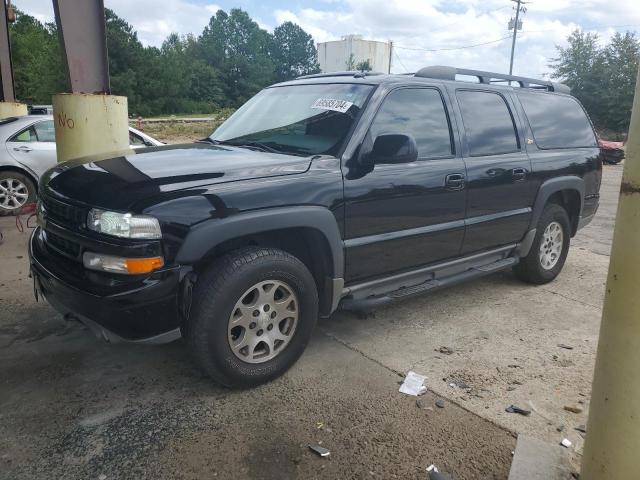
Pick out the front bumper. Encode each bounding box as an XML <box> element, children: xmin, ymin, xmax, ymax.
<box><xmin>29</xmin><ymin>227</ymin><xmax>183</xmax><ymax>343</ymax></box>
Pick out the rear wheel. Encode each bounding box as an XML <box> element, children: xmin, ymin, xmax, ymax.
<box><xmin>187</xmin><ymin>247</ymin><xmax>318</xmax><ymax>388</ymax></box>
<box><xmin>514</xmin><ymin>203</ymin><xmax>571</xmax><ymax>284</ymax></box>
<box><xmin>0</xmin><ymin>171</ymin><xmax>36</xmax><ymax>215</ymax></box>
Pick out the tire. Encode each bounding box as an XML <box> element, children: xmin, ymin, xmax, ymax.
<box><xmin>0</xmin><ymin>171</ymin><xmax>36</xmax><ymax>216</ymax></box>
<box><xmin>514</xmin><ymin>203</ymin><xmax>571</xmax><ymax>285</ymax></box>
<box><xmin>187</xmin><ymin>247</ymin><xmax>319</xmax><ymax>388</ymax></box>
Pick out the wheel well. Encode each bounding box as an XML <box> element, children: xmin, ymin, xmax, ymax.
<box><xmin>0</xmin><ymin>165</ymin><xmax>38</xmax><ymax>189</ymax></box>
<box><xmin>196</xmin><ymin>227</ymin><xmax>335</xmax><ymax>314</ymax></box>
<box><xmin>547</xmin><ymin>189</ymin><xmax>581</xmax><ymax>235</ymax></box>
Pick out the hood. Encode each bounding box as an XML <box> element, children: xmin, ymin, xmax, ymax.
<box><xmin>42</xmin><ymin>143</ymin><xmax>312</xmax><ymax>211</ymax></box>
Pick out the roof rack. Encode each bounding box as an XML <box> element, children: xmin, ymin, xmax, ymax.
<box><xmin>296</xmin><ymin>71</ymin><xmax>385</xmax><ymax>80</ymax></box>
<box><xmin>413</xmin><ymin>66</ymin><xmax>570</xmax><ymax>94</ymax></box>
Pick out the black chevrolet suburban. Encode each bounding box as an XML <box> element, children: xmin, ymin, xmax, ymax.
<box><xmin>29</xmin><ymin>66</ymin><xmax>602</xmax><ymax>387</ymax></box>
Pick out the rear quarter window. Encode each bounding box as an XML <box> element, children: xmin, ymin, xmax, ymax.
<box><xmin>517</xmin><ymin>92</ymin><xmax>596</xmax><ymax>149</ymax></box>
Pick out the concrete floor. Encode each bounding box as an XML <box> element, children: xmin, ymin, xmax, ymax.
<box><xmin>0</xmin><ymin>165</ymin><xmax>622</xmax><ymax>479</ymax></box>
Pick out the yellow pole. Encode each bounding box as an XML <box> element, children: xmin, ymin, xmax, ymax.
<box><xmin>581</xmin><ymin>70</ymin><xmax>640</xmax><ymax>478</ymax></box>
<box><xmin>0</xmin><ymin>101</ymin><xmax>27</xmax><ymax>119</ymax></box>
<box><xmin>52</xmin><ymin>93</ymin><xmax>130</xmax><ymax>163</ymax></box>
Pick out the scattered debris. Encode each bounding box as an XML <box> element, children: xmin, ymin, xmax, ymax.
<box><xmin>575</xmin><ymin>424</ymin><xmax>587</xmax><ymax>433</ymax></box>
<box><xmin>508</xmin><ymin>364</ymin><xmax>522</xmax><ymax>369</ymax></box>
<box><xmin>308</xmin><ymin>444</ymin><xmax>331</xmax><ymax>457</ymax></box>
<box><xmin>435</xmin><ymin>399</ymin><xmax>445</xmax><ymax>408</ymax></box>
<box><xmin>558</xmin><ymin>343</ymin><xmax>574</xmax><ymax>350</ymax></box>
<box><xmin>98</xmin><ymin>475</ymin><xmax>107</xmax><ymax>480</ymax></box>
<box><xmin>427</xmin><ymin>464</ymin><xmax>452</xmax><ymax>480</ymax></box>
<box><xmin>437</xmin><ymin>346</ymin><xmax>454</xmax><ymax>355</ymax></box>
<box><xmin>507</xmin><ymin>386</ymin><xmax>516</xmax><ymax>391</ymax></box>
<box><xmin>505</xmin><ymin>405</ymin><xmax>531</xmax><ymax>416</ymax></box>
<box><xmin>446</xmin><ymin>377</ymin><xmax>470</xmax><ymax>389</ymax></box>
<box><xmin>399</xmin><ymin>371</ymin><xmax>427</xmax><ymax>396</ymax></box>
<box><xmin>560</xmin><ymin>438</ymin><xmax>572</xmax><ymax>448</ymax></box>
<box><xmin>316</xmin><ymin>422</ymin><xmax>324</xmax><ymax>429</ymax></box>
<box><xmin>564</xmin><ymin>405</ymin><xmax>583</xmax><ymax>414</ymax></box>
<box><xmin>416</xmin><ymin>399</ymin><xmax>425</xmax><ymax>409</ymax></box>
<box><xmin>557</xmin><ymin>425</ymin><xmax>565</xmax><ymax>432</ymax></box>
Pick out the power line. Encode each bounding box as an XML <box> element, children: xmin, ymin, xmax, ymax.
<box><xmin>393</xmin><ymin>49</ymin><xmax>409</xmax><ymax>72</ymax></box>
<box><xmin>394</xmin><ymin>35</ymin><xmax>512</xmax><ymax>52</ymax></box>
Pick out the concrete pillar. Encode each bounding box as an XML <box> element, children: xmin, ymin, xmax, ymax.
<box><xmin>0</xmin><ymin>101</ymin><xmax>27</xmax><ymax>119</ymax></box>
<box><xmin>52</xmin><ymin>93</ymin><xmax>130</xmax><ymax>163</ymax></box>
<box><xmin>581</xmin><ymin>70</ymin><xmax>640</xmax><ymax>478</ymax></box>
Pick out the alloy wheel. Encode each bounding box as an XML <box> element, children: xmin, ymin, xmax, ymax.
<box><xmin>539</xmin><ymin>221</ymin><xmax>564</xmax><ymax>270</ymax></box>
<box><xmin>227</xmin><ymin>280</ymin><xmax>299</xmax><ymax>363</ymax></box>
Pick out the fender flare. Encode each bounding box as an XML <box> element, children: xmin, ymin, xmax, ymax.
<box><xmin>518</xmin><ymin>176</ymin><xmax>585</xmax><ymax>257</ymax></box>
<box><xmin>530</xmin><ymin>176</ymin><xmax>585</xmax><ymax>230</ymax></box>
<box><xmin>175</xmin><ymin>205</ymin><xmax>345</xmax><ymax>279</ymax></box>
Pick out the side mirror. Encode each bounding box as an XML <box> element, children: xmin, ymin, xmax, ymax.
<box><xmin>364</xmin><ymin>134</ymin><xmax>418</xmax><ymax>165</ymax></box>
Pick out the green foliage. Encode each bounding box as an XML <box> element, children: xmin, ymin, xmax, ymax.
<box><xmin>8</xmin><ymin>5</ymin><xmax>320</xmax><ymax>116</ymax></box>
<box><xmin>550</xmin><ymin>29</ymin><xmax>639</xmax><ymax>132</ymax></box>
<box><xmin>9</xmin><ymin>10</ymin><xmax>65</xmax><ymax>104</ymax></box>
<box><xmin>345</xmin><ymin>53</ymin><xmax>356</xmax><ymax>70</ymax></box>
<box><xmin>272</xmin><ymin>21</ymin><xmax>320</xmax><ymax>81</ymax></box>
<box><xmin>355</xmin><ymin>59</ymin><xmax>372</xmax><ymax>72</ymax></box>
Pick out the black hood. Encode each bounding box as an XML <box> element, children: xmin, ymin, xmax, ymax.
<box><xmin>42</xmin><ymin>143</ymin><xmax>312</xmax><ymax>211</ymax></box>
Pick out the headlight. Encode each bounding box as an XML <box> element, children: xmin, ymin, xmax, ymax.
<box><xmin>87</xmin><ymin>208</ymin><xmax>161</xmax><ymax>239</ymax></box>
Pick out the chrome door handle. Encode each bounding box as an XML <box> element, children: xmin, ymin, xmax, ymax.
<box><xmin>511</xmin><ymin>168</ymin><xmax>527</xmax><ymax>181</ymax></box>
<box><xmin>445</xmin><ymin>173</ymin><xmax>466</xmax><ymax>190</ymax></box>
<box><xmin>14</xmin><ymin>146</ymin><xmax>32</xmax><ymax>152</ymax></box>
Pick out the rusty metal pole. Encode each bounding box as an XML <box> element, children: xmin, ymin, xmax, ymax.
<box><xmin>52</xmin><ymin>0</ymin><xmax>129</xmax><ymax>162</ymax></box>
<box><xmin>0</xmin><ymin>0</ymin><xmax>27</xmax><ymax>118</ymax></box>
<box><xmin>580</xmin><ymin>69</ymin><xmax>640</xmax><ymax>478</ymax></box>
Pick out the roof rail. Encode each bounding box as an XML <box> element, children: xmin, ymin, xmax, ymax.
<box><xmin>296</xmin><ymin>71</ymin><xmax>385</xmax><ymax>80</ymax></box>
<box><xmin>414</xmin><ymin>66</ymin><xmax>570</xmax><ymax>94</ymax></box>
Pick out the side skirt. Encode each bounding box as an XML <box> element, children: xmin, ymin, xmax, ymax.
<box><xmin>339</xmin><ymin>244</ymin><xmax>519</xmax><ymax>311</ymax></box>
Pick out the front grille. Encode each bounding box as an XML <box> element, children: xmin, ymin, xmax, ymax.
<box><xmin>45</xmin><ymin>230</ymin><xmax>81</xmax><ymax>259</ymax></box>
<box><xmin>42</xmin><ymin>195</ymin><xmax>85</xmax><ymax>227</ymax></box>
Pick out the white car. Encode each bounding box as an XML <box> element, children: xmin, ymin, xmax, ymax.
<box><xmin>0</xmin><ymin>115</ymin><xmax>162</xmax><ymax>214</ymax></box>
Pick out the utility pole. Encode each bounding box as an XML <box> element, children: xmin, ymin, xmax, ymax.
<box><xmin>580</xmin><ymin>68</ymin><xmax>640</xmax><ymax>480</ymax></box>
<box><xmin>508</xmin><ymin>0</ymin><xmax>527</xmax><ymax>75</ymax></box>
<box><xmin>388</xmin><ymin>40</ymin><xmax>393</xmax><ymax>74</ymax></box>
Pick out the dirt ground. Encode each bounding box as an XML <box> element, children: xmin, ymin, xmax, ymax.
<box><xmin>0</xmin><ymin>165</ymin><xmax>622</xmax><ymax>479</ymax></box>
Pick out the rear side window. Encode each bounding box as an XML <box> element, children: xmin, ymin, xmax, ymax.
<box><xmin>34</xmin><ymin>120</ymin><xmax>56</xmax><ymax>142</ymax></box>
<box><xmin>370</xmin><ymin>88</ymin><xmax>453</xmax><ymax>160</ymax></box>
<box><xmin>10</xmin><ymin>127</ymin><xmax>37</xmax><ymax>142</ymax></box>
<box><xmin>456</xmin><ymin>90</ymin><xmax>520</xmax><ymax>156</ymax></box>
<box><xmin>517</xmin><ymin>92</ymin><xmax>596</xmax><ymax>149</ymax></box>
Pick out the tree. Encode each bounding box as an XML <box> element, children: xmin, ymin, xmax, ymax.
<box><xmin>355</xmin><ymin>59</ymin><xmax>372</xmax><ymax>72</ymax></box>
<box><xmin>271</xmin><ymin>22</ymin><xmax>319</xmax><ymax>81</ymax></box>
<box><xmin>550</xmin><ymin>29</ymin><xmax>640</xmax><ymax>133</ymax></box>
<box><xmin>8</xmin><ymin>4</ymin><xmax>318</xmax><ymax>115</ymax></box>
<box><xmin>345</xmin><ymin>53</ymin><xmax>356</xmax><ymax>70</ymax></box>
<box><xmin>549</xmin><ymin>30</ymin><xmax>605</xmax><ymax>126</ymax></box>
<box><xmin>9</xmin><ymin>10</ymin><xmax>65</xmax><ymax>104</ymax></box>
<box><xmin>601</xmin><ymin>32</ymin><xmax>640</xmax><ymax>132</ymax></box>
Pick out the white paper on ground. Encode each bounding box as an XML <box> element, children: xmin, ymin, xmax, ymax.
<box><xmin>399</xmin><ymin>371</ymin><xmax>428</xmax><ymax>396</ymax></box>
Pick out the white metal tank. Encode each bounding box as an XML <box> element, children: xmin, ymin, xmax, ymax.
<box><xmin>318</xmin><ymin>35</ymin><xmax>391</xmax><ymax>73</ymax></box>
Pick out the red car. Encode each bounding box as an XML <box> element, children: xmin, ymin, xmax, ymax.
<box><xmin>598</xmin><ymin>138</ymin><xmax>625</xmax><ymax>164</ymax></box>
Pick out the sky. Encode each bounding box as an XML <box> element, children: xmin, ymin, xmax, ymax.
<box><xmin>13</xmin><ymin>0</ymin><xmax>640</xmax><ymax>80</ymax></box>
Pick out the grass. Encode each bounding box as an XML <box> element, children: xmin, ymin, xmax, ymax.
<box><xmin>134</xmin><ymin>109</ymin><xmax>235</xmax><ymax>143</ymax></box>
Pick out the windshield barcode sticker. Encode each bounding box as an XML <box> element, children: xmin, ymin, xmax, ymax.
<box><xmin>311</xmin><ymin>98</ymin><xmax>353</xmax><ymax>113</ymax></box>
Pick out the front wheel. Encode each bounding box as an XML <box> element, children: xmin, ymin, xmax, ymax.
<box><xmin>187</xmin><ymin>247</ymin><xmax>318</xmax><ymax>388</ymax></box>
<box><xmin>514</xmin><ymin>203</ymin><xmax>571</xmax><ymax>284</ymax></box>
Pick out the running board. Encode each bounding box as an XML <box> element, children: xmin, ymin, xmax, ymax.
<box><xmin>340</xmin><ymin>253</ymin><xmax>518</xmax><ymax>312</ymax></box>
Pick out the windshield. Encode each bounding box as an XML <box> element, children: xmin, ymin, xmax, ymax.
<box><xmin>210</xmin><ymin>83</ymin><xmax>374</xmax><ymax>157</ymax></box>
